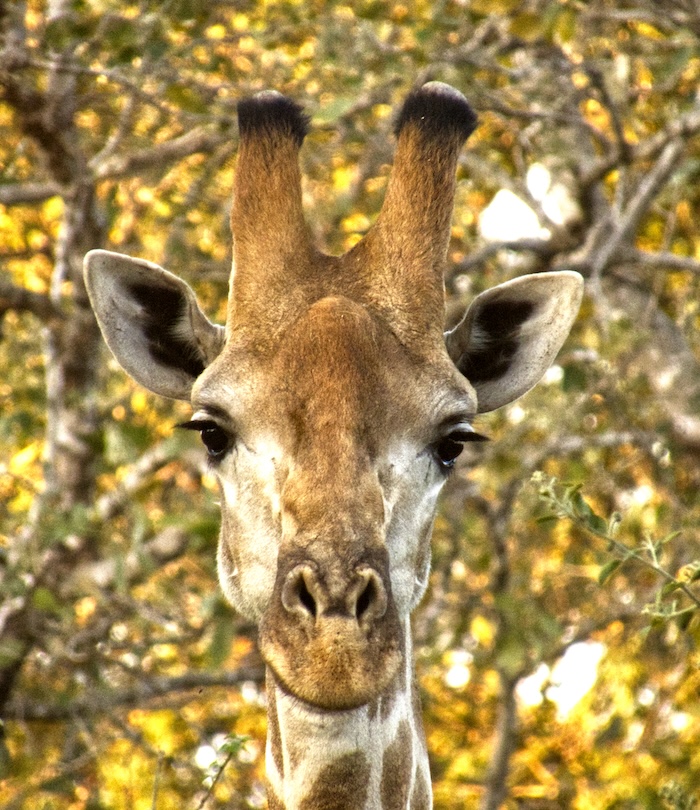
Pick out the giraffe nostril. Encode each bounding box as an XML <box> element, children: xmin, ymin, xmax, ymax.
<box><xmin>297</xmin><ymin>575</ymin><xmax>317</xmax><ymax>618</ymax></box>
<box><xmin>281</xmin><ymin>564</ymin><xmax>323</xmax><ymax>620</ymax></box>
<box><xmin>355</xmin><ymin>578</ymin><xmax>375</xmax><ymax>620</ymax></box>
<box><xmin>281</xmin><ymin>562</ymin><xmax>388</xmax><ymax>625</ymax></box>
<box><xmin>350</xmin><ymin>567</ymin><xmax>387</xmax><ymax>623</ymax></box>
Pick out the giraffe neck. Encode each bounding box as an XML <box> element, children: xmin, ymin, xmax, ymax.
<box><xmin>264</xmin><ymin>619</ymin><xmax>432</xmax><ymax>810</ymax></box>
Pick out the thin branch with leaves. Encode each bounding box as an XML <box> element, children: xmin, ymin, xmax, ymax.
<box><xmin>532</xmin><ymin>472</ymin><xmax>700</xmax><ymax>627</ymax></box>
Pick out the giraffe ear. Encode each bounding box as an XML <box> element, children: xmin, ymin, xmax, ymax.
<box><xmin>445</xmin><ymin>271</ymin><xmax>583</xmax><ymax>413</ymax></box>
<box><xmin>84</xmin><ymin>250</ymin><xmax>225</xmax><ymax>400</ymax></box>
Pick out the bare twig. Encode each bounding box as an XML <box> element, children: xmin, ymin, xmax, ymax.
<box><xmin>0</xmin><ymin>182</ymin><xmax>62</xmax><ymax>205</ymax></box>
<box><xmin>450</xmin><ymin>237</ymin><xmax>559</xmax><ymax>276</ymax></box>
<box><xmin>590</xmin><ymin>138</ymin><xmax>686</xmax><ymax>283</ymax></box>
<box><xmin>0</xmin><ymin>279</ymin><xmax>62</xmax><ymax>321</ymax></box>
<box><xmin>92</xmin><ymin>127</ymin><xmax>229</xmax><ymax>180</ymax></box>
<box><xmin>65</xmin><ymin>526</ymin><xmax>190</xmax><ymax>594</ymax></box>
<box><xmin>624</xmin><ymin>248</ymin><xmax>700</xmax><ymax>274</ymax></box>
<box><xmin>2</xmin><ymin>665</ymin><xmax>265</xmax><ymax>721</ymax></box>
<box><xmin>479</xmin><ymin>674</ymin><xmax>520</xmax><ymax>810</ymax></box>
<box><xmin>95</xmin><ymin>442</ymin><xmax>179</xmax><ymax>521</ymax></box>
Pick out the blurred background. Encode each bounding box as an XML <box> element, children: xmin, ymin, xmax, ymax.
<box><xmin>1</xmin><ymin>1</ymin><xmax>699</xmax><ymax>807</ymax></box>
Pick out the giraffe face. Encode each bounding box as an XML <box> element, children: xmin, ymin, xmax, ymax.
<box><xmin>85</xmin><ymin>82</ymin><xmax>583</xmax><ymax>731</ymax></box>
<box><xmin>190</xmin><ymin>295</ymin><xmax>478</xmax><ymax>709</ymax></box>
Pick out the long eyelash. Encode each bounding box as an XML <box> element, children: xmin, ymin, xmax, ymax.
<box><xmin>176</xmin><ymin>419</ymin><xmax>219</xmax><ymax>431</ymax></box>
<box><xmin>457</xmin><ymin>431</ymin><xmax>490</xmax><ymax>443</ymax></box>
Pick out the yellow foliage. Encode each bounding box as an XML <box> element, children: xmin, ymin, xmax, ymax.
<box><xmin>234</xmin><ymin>54</ymin><xmax>254</xmax><ymax>73</ymax></box>
<box><xmin>41</xmin><ymin>195</ymin><xmax>64</xmax><ymax>222</ymax></box>
<box><xmin>446</xmin><ymin>748</ymin><xmax>477</xmax><ymax>780</ymax></box>
<box><xmin>341</xmin><ymin>211</ymin><xmax>370</xmax><ymax>233</ymax></box>
<box><xmin>232</xmin><ymin>13</ymin><xmax>248</xmax><ymax>31</ymax></box>
<box><xmin>582</xmin><ymin>98</ymin><xmax>611</xmax><ymax>133</ymax></box>
<box><xmin>128</xmin><ymin>709</ymin><xmax>184</xmax><ymax>756</ymax></box>
<box><xmin>299</xmin><ymin>39</ymin><xmax>316</xmax><ymax>60</ymax></box>
<box><xmin>134</xmin><ymin>187</ymin><xmax>154</xmax><ymax>205</ymax></box>
<box><xmin>632</xmin><ymin>21</ymin><xmax>665</xmax><ymax>41</ymax></box>
<box><xmin>9</xmin><ymin>441</ymin><xmax>41</xmax><ymax>475</ymax></box>
<box><xmin>98</xmin><ymin>738</ymin><xmax>161</xmax><ymax>810</ymax></box>
<box><xmin>470</xmin><ymin>615</ymin><xmax>494</xmax><ymax>647</ymax></box>
<box><xmin>238</xmin><ymin>35</ymin><xmax>257</xmax><ymax>53</ymax></box>
<box><xmin>74</xmin><ymin>596</ymin><xmax>97</xmax><ymax>625</ymax></box>
<box><xmin>471</xmin><ymin>0</ymin><xmax>521</xmax><ymax>14</ymax></box>
<box><xmin>130</xmin><ymin>390</ymin><xmax>148</xmax><ymax>414</ymax></box>
<box><xmin>509</xmin><ymin>13</ymin><xmax>544</xmax><ymax>43</ymax></box>
<box><xmin>635</xmin><ymin>59</ymin><xmax>654</xmax><ymax>91</ymax></box>
<box><xmin>333</xmin><ymin>164</ymin><xmax>356</xmax><ymax>193</ymax></box>
<box><xmin>206</xmin><ymin>23</ymin><xmax>227</xmax><ymax>40</ymax></box>
<box><xmin>2</xmin><ymin>5</ymin><xmax>700</xmax><ymax>810</ymax></box>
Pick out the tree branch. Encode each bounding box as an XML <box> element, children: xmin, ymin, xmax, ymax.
<box><xmin>2</xmin><ymin>665</ymin><xmax>265</xmax><ymax>721</ymax></box>
<box><xmin>479</xmin><ymin>673</ymin><xmax>520</xmax><ymax>810</ymax></box>
<box><xmin>0</xmin><ymin>181</ymin><xmax>62</xmax><ymax>205</ymax></box>
<box><xmin>580</xmin><ymin>101</ymin><xmax>700</xmax><ymax>188</ymax></box>
<box><xmin>624</xmin><ymin>247</ymin><xmax>700</xmax><ymax>274</ymax></box>
<box><xmin>0</xmin><ymin>72</ymin><xmax>84</xmax><ymax>185</ymax></box>
<box><xmin>451</xmin><ymin>238</ymin><xmax>558</xmax><ymax>274</ymax></box>
<box><xmin>0</xmin><ymin>280</ymin><xmax>62</xmax><ymax>321</ymax></box>
<box><xmin>65</xmin><ymin>526</ymin><xmax>189</xmax><ymax>594</ymax></box>
<box><xmin>94</xmin><ymin>442</ymin><xmax>180</xmax><ymax>522</ymax></box>
<box><xmin>92</xmin><ymin>127</ymin><xmax>229</xmax><ymax>180</ymax></box>
<box><xmin>584</xmin><ymin>138</ymin><xmax>687</xmax><ymax>288</ymax></box>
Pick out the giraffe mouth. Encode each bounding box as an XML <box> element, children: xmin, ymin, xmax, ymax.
<box><xmin>259</xmin><ymin>611</ymin><xmax>404</xmax><ymax>710</ymax></box>
<box><xmin>257</xmin><ymin>549</ymin><xmax>404</xmax><ymax>709</ymax></box>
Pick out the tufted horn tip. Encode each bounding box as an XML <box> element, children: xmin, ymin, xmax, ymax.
<box><xmin>237</xmin><ymin>91</ymin><xmax>310</xmax><ymax>146</ymax></box>
<box><xmin>394</xmin><ymin>82</ymin><xmax>477</xmax><ymax>142</ymax></box>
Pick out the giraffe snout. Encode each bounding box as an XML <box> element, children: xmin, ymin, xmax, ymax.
<box><xmin>281</xmin><ymin>562</ymin><xmax>388</xmax><ymax>627</ymax></box>
<box><xmin>259</xmin><ymin>551</ymin><xmax>403</xmax><ymax>710</ymax></box>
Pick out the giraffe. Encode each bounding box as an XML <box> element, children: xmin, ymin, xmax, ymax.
<box><xmin>84</xmin><ymin>82</ymin><xmax>583</xmax><ymax>809</ymax></box>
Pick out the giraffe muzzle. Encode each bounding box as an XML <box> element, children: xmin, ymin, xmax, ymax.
<box><xmin>258</xmin><ymin>554</ymin><xmax>404</xmax><ymax>710</ymax></box>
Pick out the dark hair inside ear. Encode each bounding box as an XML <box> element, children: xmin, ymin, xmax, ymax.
<box><xmin>127</xmin><ymin>282</ymin><xmax>206</xmax><ymax>379</ymax></box>
<box><xmin>458</xmin><ymin>298</ymin><xmax>536</xmax><ymax>384</ymax></box>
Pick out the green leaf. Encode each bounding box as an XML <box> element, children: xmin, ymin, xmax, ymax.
<box><xmin>608</xmin><ymin>512</ymin><xmax>623</xmax><ymax>536</ymax></box>
<box><xmin>105</xmin><ymin>423</ymin><xmax>153</xmax><ymax>465</ymax></box>
<box><xmin>31</xmin><ymin>587</ymin><xmax>64</xmax><ymax>616</ymax></box>
<box><xmin>43</xmin><ymin>13</ymin><xmax>97</xmax><ymax>50</ymax></box>
<box><xmin>661</xmin><ymin>581</ymin><xmax>683</xmax><ymax>598</ymax></box>
<box><xmin>571</xmin><ymin>490</ymin><xmax>608</xmax><ymax>534</ymax></box>
<box><xmin>0</xmin><ymin>639</ymin><xmax>27</xmax><ymax>667</ymax></box>
<box><xmin>313</xmin><ymin>95</ymin><xmax>357</xmax><ymax>124</ymax></box>
<box><xmin>676</xmin><ymin>610</ymin><xmax>694</xmax><ymax>632</ymax></box>
<box><xmin>220</xmin><ymin>734</ymin><xmax>250</xmax><ymax>756</ymax></box>
<box><xmin>598</xmin><ymin>559</ymin><xmax>622</xmax><ymax>585</ymax></box>
<box><xmin>562</xmin><ymin>363</ymin><xmax>587</xmax><ymax>392</ymax></box>
<box><xmin>207</xmin><ymin>615</ymin><xmax>235</xmax><ymax>668</ymax></box>
<box><xmin>660</xmin><ymin>530</ymin><xmax>683</xmax><ymax>546</ymax></box>
<box><xmin>165</xmin><ymin>85</ymin><xmax>208</xmax><ymax>114</ymax></box>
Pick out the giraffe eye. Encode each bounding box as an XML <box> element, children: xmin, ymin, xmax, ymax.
<box><xmin>433</xmin><ymin>436</ymin><xmax>464</xmax><ymax>469</ymax></box>
<box><xmin>432</xmin><ymin>429</ymin><xmax>489</xmax><ymax>471</ymax></box>
<box><xmin>178</xmin><ymin>419</ymin><xmax>233</xmax><ymax>460</ymax></box>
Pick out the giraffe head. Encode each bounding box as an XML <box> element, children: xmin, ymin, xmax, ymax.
<box><xmin>85</xmin><ymin>83</ymin><xmax>583</xmax><ymax>712</ymax></box>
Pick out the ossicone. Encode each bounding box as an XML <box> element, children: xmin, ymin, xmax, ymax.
<box><xmin>394</xmin><ymin>81</ymin><xmax>478</xmax><ymax>142</ymax></box>
<box><xmin>237</xmin><ymin>91</ymin><xmax>310</xmax><ymax>146</ymax></box>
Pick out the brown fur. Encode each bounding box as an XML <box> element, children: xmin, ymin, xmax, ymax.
<box><xmin>299</xmin><ymin>752</ymin><xmax>371</xmax><ymax>810</ymax></box>
<box><xmin>227</xmin><ymin>86</ymin><xmax>474</xmax><ymax>361</ymax></box>
<box><xmin>411</xmin><ymin>769</ymin><xmax>432</xmax><ymax>810</ymax></box>
<box><xmin>381</xmin><ymin>719</ymin><xmax>413</xmax><ymax>809</ymax></box>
